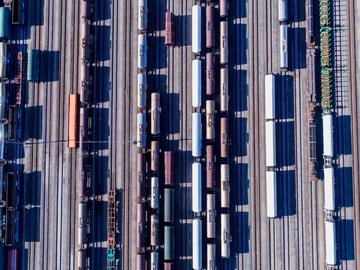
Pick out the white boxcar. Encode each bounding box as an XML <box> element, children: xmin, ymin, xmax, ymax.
<box><xmin>192</xmin><ymin>162</ymin><xmax>202</xmax><ymax>213</ymax></box>
<box><xmin>206</xmin><ymin>100</ymin><xmax>215</xmax><ymax>140</ymax></box>
<box><xmin>150</xmin><ymin>93</ymin><xmax>160</xmax><ymax>135</ymax></box>
<box><xmin>192</xmin><ymin>112</ymin><xmax>202</xmax><ymax>158</ymax></box>
<box><xmin>137</xmin><ymin>73</ymin><xmax>147</xmax><ymax>108</ymax></box>
<box><xmin>325</xmin><ymin>220</ymin><xmax>337</xmax><ymax>266</ymax></box>
<box><xmin>138</xmin><ymin>0</ymin><xmax>148</xmax><ymax>31</ymax></box>
<box><xmin>265</xmin><ymin>121</ymin><xmax>276</xmax><ymax>167</ymax></box>
<box><xmin>150</xmin><ymin>251</ymin><xmax>159</xmax><ymax>270</ymax></box>
<box><xmin>323</xmin><ymin>113</ymin><xmax>333</xmax><ymax>158</ymax></box>
<box><xmin>266</xmin><ymin>171</ymin><xmax>277</xmax><ymax>218</ymax></box>
<box><xmin>136</xmin><ymin>112</ymin><xmax>146</xmax><ymax>148</ymax></box>
<box><xmin>220</xmin><ymin>21</ymin><xmax>228</xmax><ymax>64</ymax></box>
<box><xmin>207</xmin><ymin>243</ymin><xmax>216</xmax><ymax>270</ymax></box>
<box><xmin>206</xmin><ymin>193</ymin><xmax>215</xmax><ymax>238</ymax></box>
<box><xmin>220</xmin><ymin>67</ymin><xmax>229</xmax><ymax>112</ymax></box>
<box><xmin>0</xmin><ymin>42</ymin><xmax>7</xmax><ymax>78</ymax></box>
<box><xmin>324</xmin><ymin>166</ymin><xmax>335</xmax><ymax>211</ymax></box>
<box><xmin>264</xmin><ymin>74</ymin><xmax>276</xmax><ymax>120</ymax></box>
<box><xmin>280</xmin><ymin>24</ymin><xmax>288</xmax><ymax>70</ymax></box>
<box><xmin>193</xmin><ymin>218</ymin><xmax>202</xmax><ymax>270</ymax></box>
<box><xmin>192</xmin><ymin>59</ymin><xmax>202</xmax><ymax>108</ymax></box>
<box><xmin>220</xmin><ymin>21</ymin><xmax>229</xmax><ymax>64</ymax></box>
<box><xmin>278</xmin><ymin>0</ymin><xmax>288</xmax><ymax>22</ymax></box>
<box><xmin>150</xmin><ymin>176</ymin><xmax>159</xmax><ymax>209</ymax></box>
<box><xmin>192</xmin><ymin>5</ymin><xmax>202</xmax><ymax>54</ymax></box>
<box><xmin>220</xmin><ymin>164</ymin><xmax>230</xmax><ymax>208</ymax></box>
<box><xmin>221</xmin><ymin>213</ymin><xmax>230</xmax><ymax>258</ymax></box>
<box><xmin>138</xmin><ymin>34</ymin><xmax>147</xmax><ymax>69</ymax></box>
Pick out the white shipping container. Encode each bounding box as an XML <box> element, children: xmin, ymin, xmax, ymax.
<box><xmin>138</xmin><ymin>0</ymin><xmax>148</xmax><ymax>31</ymax></box>
<box><xmin>193</xmin><ymin>218</ymin><xmax>202</xmax><ymax>270</ymax></box>
<box><xmin>138</xmin><ymin>34</ymin><xmax>147</xmax><ymax>69</ymax></box>
<box><xmin>324</xmin><ymin>166</ymin><xmax>335</xmax><ymax>211</ymax></box>
<box><xmin>323</xmin><ymin>113</ymin><xmax>334</xmax><ymax>158</ymax></box>
<box><xmin>192</xmin><ymin>162</ymin><xmax>202</xmax><ymax>213</ymax></box>
<box><xmin>221</xmin><ymin>213</ymin><xmax>230</xmax><ymax>258</ymax></box>
<box><xmin>265</xmin><ymin>121</ymin><xmax>276</xmax><ymax>167</ymax></box>
<box><xmin>325</xmin><ymin>220</ymin><xmax>337</xmax><ymax>266</ymax></box>
<box><xmin>279</xmin><ymin>24</ymin><xmax>288</xmax><ymax>70</ymax></box>
<box><xmin>192</xmin><ymin>5</ymin><xmax>202</xmax><ymax>54</ymax></box>
<box><xmin>137</xmin><ymin>73</ymin><xmax>147</xmax><ymax>108</ymax></box>
<box><xmin>278</xmin><ymin>0</ymin><xmax>288</xmax><ymax>22</ymax></box>
<box><xmin>192</xmin><ymin>59</ymin><xmax>202</xmax><ymax>108</ymax></box>
<box><xmin>266</xmin><ymin>171</ymin><xmax>277</xmax><ymax>218</ymax></box>
<box><xmin>136</xmin><ymin>113</ymin><xmax>146</xmax><ymax>148</ymax></box>
<box><xmin>192</xmin><ymin>112</ymin><xmax>202</xmax><ymax>157</ymax></box>
<box><xmin>264</xmin><ymin>74</ymin><xmax>276</xmax><ymax>120</ymax></box>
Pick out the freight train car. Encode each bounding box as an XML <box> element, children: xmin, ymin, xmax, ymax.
<box><xmin>137</xmin><ymin>202</ymin><xmax>145</xmax><ymax>252</ymax></box>
<box><xmin>221</xmin><ymin>213</ymin><xmax>230</xmax><ymax>258</ymax></box>
<box><xmin>27</xmin><ymin>49</ymin><xmax>40</xmax><ymax>82</ymax></box>
<box><xmin>7</xmin><ymin>249</ymin><xmax>17</xmax><ymax>270</ymax></box>
<box><xmin>206</xmin><ymin>145</ymin><xmax>215</xmax><ymax>189</ymax></box>
<box><xmin>220</xmin><ymin>67</ymin><xmax>229</xmax><ymax>112</ymax></box>
<box><xmin>150</xmin><ymin>214</ymin><xmax>159</xmax><ymax>246</ymax></box>
<box><xmin>0</xmin><ymin>7</ymin><xmax>10</xmax><ymax>40</ymax></box>
<box><xmin>264</xmin><ymin>74</ymin><xmax>276</xmax><ymax>121</ymax></box>
<box><xmin>192</xmin><ymin>162</ymin><xmax>202</xmax><ymax>213</ymax></box>
<box><xmin>77</xmin><ymin>202</ymin><xmax>87</xmax><ymax>246</ymax></box>
<box><xmin>164</xmin><ymin>225</ymin><xmax>174</xmax><ymax>261</ymax></box>
<box><xmin>206</xmin><ymin>4</ymin><xmax>215</xmax><ymax>49</ymax></box>
<box><xmin>5</xmin><ymin>172</ymin><xmax>15</xmax><ymax>210</ymax></box>
<box><xmin>150</xmin><ymin>140</ymin><xmax>159</xmax><ymax>172</ymax></box>
<box><xmin>164</xmin><ymin>151</ymin><xmax>174</xmax><ymax>186</ymax></box>
<box><xmin>220</xmin><ymin>117</ymin><xmax>229</xmax><ymax>158</ymax></box>
<box><xmin>265</xmin><ymin>121</ymin><xmax>276</xmax><ymax>167</ymax></box>
<box><xmin>138</xmin><ymin>34</ymin><xmax>147</xmax><ymax>70</ymax></box>
<box><xmin>164</xmin><ymin>188</ymin><xmax>174</xmax><ymax>223</ymax></box>
<box><xmin>219</xmin><ymin>0</ymin><xmax>228</xmax><ymax>18</ymax></box>
<box><xmin>206</xmin><ymin>100</ymin><xmax>215</xmax><ymax>140</ymax></box>
<box><xmin>192</xmin><ymin>112</ymin><xmax>202</xmax><ymax>158</ymax></box>
<box><xmin>7</xmin><ymin>105</ymin><xmax>16</xmax><ymax>141</ymax></box>
<box><xmin>137</xmin><ymin>112</ymin><xmax>146</xmax><ymax>148</ymax></box>
<box><xmin>150</xmin><ymin>92</ymin><xmax>160</xmax><ymax>135</ymax></box>
<box><xmin>164</xmin><ymin>262</ymin><xmax>174</xmax><ymax>270</ymax></box>
<box><xmin>138</xmin><ymin>0</ymin><xmax>148</xmax><ymax>31</ymax></box>
<box><xmin>165</xmin><ymin>12</ymin><xmax>174</xmax><ymax>46</ymax></box>
<box><xmin>279</xmin><ymin>24</ymin><xmax>288</xmax><ymax>70</ymax></box>
<box><xmin>0</xmin><ymin>83</ymin><xmax>5</xmax><ymax>121</ymax></box>
<box><xmin>0</xmin><ymin>42</ymin><xmax>7</xmax><ymax>78</ymax></box>
<box><xmin>137</xmin><ymin>153</ymin><xmax>146</xmax><ymax>199</ymax></box>
<box><xmin>192</xmin><ymin>59</ymin><xmax>202</xmax><ymax>109</ymax></box>
<box><xmin>206</xmin><ymin>52</ymin><xmax>215</xmax><ymax>96</ymax></box>
<box><xmin>322</xmin><ymin>113</ymin><xmax>333</xmax><ymax>159</ymax></box>
<box><xmin>150</xmin><ymin>176</ymin><xmax>159</xmax><ymax>209</ymax></box>
<box><xmin>323</xmin><ymin>166</ymin><xmax>335</xmax><ymax>212</ymax></box>
<box><xmin>278</xmin><ymin>0</ymin><xmax>288</xmax><ymax>22</ymax></box>
<box><xmin>325</xmin><ymin>220</ymin><xmax>337</xmax><ymax>266</ymax></box>
<box><xmin>68</xmin><ymin>94</ymin><xmax>78</xmax><ymax>148</ymax></box>
<box><xmin>5</xmin><ymin>209</ymin><xmax>15</xmax><ymax>246</ymax></box>
<box><xmin>76</xmin><ymin>249</ymin><xmax>86</xmax><ymax>270</ymax></box>
<box><xmin>11</xmin><ymin>0</ymin><xmax>25</xmax><ymax>24</ymax></box>
<box><xmin>266</xmin><ymin>171</ymin><xmax>277</xmax><ymax>218</ymax></box>
<box><xmin>192</xmin><ymin>218</ymin><xmax>202</xmax><ymax>270</ymax></box>
<box><xmin>137</xmin><ymin>73</ymin><xmax>147</xmax><ymax>109</ymax></box>
<box><xmin>207</xmin><ymin>243</ymin><xmax>216</xmax><ymax>269</ymax></box>
<box><xmin>206</xmin><ymin>193</ymin><xmax>215</xmax><ymax>238</ymax></box>
<box><xmin>220</xmin><ymin>164</ymin><xmax>229</xmax><ymax>208</ymax></box>
<box><xmin>220</xmin><ymin>21</ymin><xmax>228</xmax><ymax>65</ymax></box>
<box><xmin>80</xmin><ymin>21</ymin><xmax>91</xmax><ymax>61</ymax></box>
<box><xmin>137</xmin><ymin>253</ymin><xmax>145</xmax><ymax>270</ymax></box>
<box><xmin>192</xmin><ymin>5</ymin><xmax>201</xmax><ymax>54</ymax></box>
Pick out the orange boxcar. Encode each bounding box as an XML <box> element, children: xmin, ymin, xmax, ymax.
<box><xmin>68</xmin><ymin>94</ymin><xmax>78</xmax><ymax>148</ymax></box>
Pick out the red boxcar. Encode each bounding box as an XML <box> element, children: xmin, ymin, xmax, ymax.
<box><xmin>165</xmin><ymin>12</ymin><xmax>174</xmax><ymax>46</ymax></box>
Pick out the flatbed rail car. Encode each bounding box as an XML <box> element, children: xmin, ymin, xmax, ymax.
<box><xmin>68</xmin><ymin>94</ymin><xmax>79</xmax><ymax>148</ymax></box>
<box><xmin>165</xmin><ymin>12</ymin><xmax>174</xmax><ymax>46</ymax></box>
<box><xmin>11</xmin><ymin>0</ymin><xmax>25</xmax><ymax>24</ymax></box>
<box><xmin>7</xmin><ymin>249</ymin><xmax>17</xmax><ymax>270</ymax></box>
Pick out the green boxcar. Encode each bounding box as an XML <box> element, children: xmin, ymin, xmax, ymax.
<box><xmin>164</xmin><ymin>188</ymin><xmax>174</xmax><ymax>223</ymax></box>
<box><xmin>27</xmin><ymin>49</ymin><xmax>40</xmax><ymax>82</ymax></box>
<box><xmin>164</xmin><ymin>226</ymin><xmax>174</xmax><ymax>261</ymax></box>
<box><xmin>0</xmin><ymin>7</ymin><xmax>10</xmax><ymax>39</ymax></box>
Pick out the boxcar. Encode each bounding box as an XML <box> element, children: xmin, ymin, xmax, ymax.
<box><xmin>279</xmin><ymin>24</ymin><xmax>288</xmax><ymax>70</ymax></box>
<box><xmin>220</xmin><ymin>67</ymin><xmax>229</xmax><ymax>112</ymax></box>
<box><xmin>206</xmin><ymin>4</ymin><xmax>215</xmax><ymax>49</ymax></box>
<box><xmin>164</xmin><ymin>188</ymin><xmax>174</xmax><ymax>223</ymax></box>
<box><xmin>7</xmin><ymin>105</ymin><xmax>15</xmax><ymax>140</ymax></box>
<box><xmin>0</xmin><ymin>42</ymin><xmax>7</xmax><ymax>78</ymax></box>
<box><xmin>206</xmin><ymin>100</ymin><xmax>215</xmax><ymax>141</ymax></box>
<box><xmin>207</xmin><ymin>243</ymin><xmax>216</xmax><ymax>270</ymax></box>
<box><xmin>220</xmin><ymin>21</ymin><xmax>228</xmax><ymax>64</ymax></box>
<box><xmin>219</xmin><ymin>0</ymin><xmax>228</xmax><ymax>18</ymax></box>
<box><xmin>27</xmin><ymin>49</ymin><xmax>40</xmax><ymax>82</ymax></box>
<box><xmin>192</xmin><ymin>112</ymin><xmax>202</xmax><ymax>158</ymax></box>
<box><xmin>278</xmin><ymin>0</ymin><xmax>288</xmax><ymax>22</ymax></box>
<box><xmin>68</xmin><ymin>94</ymin><xmax>78</xmax><ymax>148</ymax></box>
<box><xmin>206</xmin><ymin>52</ymin><xmax>215</xmax><ymax>96</ymax></box>
<box><xmin>192</xmin><ymin>5</ymin><xmax>202</xmax><ymax>54</ymax></box>
<box><xmin>137</xmin><ymin>73</ymin><xmax>147</xmax><ymax>109</ymax></box>
<box><xmin>325</xmin><ymin>220</ymin><xmax>337</xmax><ymax>266</ymax></box>
<box><xmin>322</xmin><ymin>113</ymin><xmax>333</xmax><ymax>158</ymax></box>
<box><xmin>5</xmin><ymin>172</ymin><xmax>15</xmax><ymax>210</ymax></box>
<box><xmin>265</xmin><ymin>121</ymin><xmax>276</xmax><ymax>167</ymax></box>
<box><xmin>164</xmin><ymin>225</ymin><xmax>174</xmax><ymax>261</ymax></box>
<box><xmin>150</xmin><ymin>214</ymin><xmax>159</xmax><ymax>246</ymax></box>
<box><xmin>192</xmin><ymin>59</ymin><xmax>202</xmax><ymax>109</ymax></box>
<box><xmin>150</xmin><ymin>176</ymin><xmax>159</xmax><ymax>209</ymax></box>
<box><xmin>266</xmin><ymin>171</ymin><xmax>277</xmax><ymax>218</ymax></box>
<box><xmin>264</xmin><ymin>74</ymin><xmax>276</xmax><ymax>121</ymax></box>
<box><xmin>323</xmin><ymin>166</ymin><xmax>335</xmax><ymax>212</ymax></box>
<box><xmin>138</xmin><ymin>34</ymin><xmax>147</xmax><ymax>70</ymax></box>
<box><xmin>137</xmin><ymin>202</ymin><xmax>145</xmax><ymax>251</ymax></box>
<box><xmin>192</xmin><ymin>218</ymin><xmax>202</xmax><ymax>270</ymax></box>
<box><xmin>206</xmin><ymin>193</ymin><xmax>216</xmax><ymax>238</ymax></box>
<box><xmin>150</xmin><ymin>93</ymin><xmax>160</xmax><ymax>135</ymax></box>
<box><xmin>220</xmin><ymin>164</ymin><xmax>229</xmax><ymax>208</ymax></box>
<box><xmin>220</xmin><ymin>213</ymin><xmax>230</xmax><ymax>258</ymax></box>
<box><xmin>138</xmin><ymin>0</ymin><xmax>148</xmax><ymax>31</ymax></box>
<box><xmin>165</xmin><ymin>12</ymin><xmax>175</xmax><ymax>46</ymax></box>
<box><xmin>7</xmin><ymin>249</ymin><xmax>17</xmax><ymax>270</ymax></box>
<box><xmin>220</xmin><ymin>117</ymin><xmax>229</xmax><ymax>158</ymax></box>
<box><xmin>136</xmin><ymin>112</ymin><xmax>146</xmax><ymax>148</ymax></box>
<box><xmin>164</xmin><ymin>151</ymin><xmax>174</xmax><ymax>186</ymax></box>
<box><xmin>192</xmin><ymin>162</ymin><xmax>202</xmax><ymax>213</ymax></box>
<box><xmin>150</xmin><ymin>140</ymin><xmax>159</xmax><ymax>172</ymax></box>
<box><xmin>137</xmin><ymin>153</ymin><xmax>146</xmax><ymax>199</ymax></box>
<box><xmin>206</xmin><ymin>145</ymin><xmax>215</xmax><ymax>189</ymax></box>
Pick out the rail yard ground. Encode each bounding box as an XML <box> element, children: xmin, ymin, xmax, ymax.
<box><xmin>1</xmin><ymin>0</ymin><xmax>359</xmax><ymax>269</ymax></box>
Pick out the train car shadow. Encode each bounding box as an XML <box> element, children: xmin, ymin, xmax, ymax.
<box><xmin>336</xmin><ymin>166</ymin><xmax>353</xmax><ymax>208</ymax></box>
<box><xmin>24</xmin><ymin>106</ymin><xmax>43</xmax><ymax>140</ymax></box>
<box><xmin>148</xmin><ymin>36</ymin><xmax>167</xmax><ymax>70</ymax></box>
<box><xmin>175</xmin><ymin>15</ymin><xmax>191</xmax><ymax>47</ymax></box>
<box><xmin>147</xmin><ymin>0</ymin><xmax>166</xmax><ymax>32</ymax></box>
<box><xmin>334</xmin><ymin>115</ymin><xmax>352</xmax><ymax>155</ymax></box>
<box><xmin>89</xmin><ymin>107</ymin><xmax>109</xmax><ymax>151</ymax></box>
<box><xmin>231</xmin><ymin>211</ymin><xmax>250</xmax><ymax>255</ymax></box>
<box><xmin>277</xmin><ymin>170</ymin><xmax>296</xmax><ymax>217</ymax></box>
<box><xmin>337</xmin><ymin>219</ymin><xmax>355</xmax><ymax>261</ymax></box>
<box><xmin>230</xmin><ymin>116</ymin><xmax>247</xmax><ymax>157</ymax></box>
<box><xmin>89</xmin><ymin>155</ymin><xmax>109</xmax><ymax>196</ymax></box>
<box><xmin>92</xmin><ymin>25</ymin><xmax>111</xmax><ymax>62</ymax></box>
<box><xmin>230</xmin><ymin>69</ymin><xmax>248</xmax><ymax>112</ymax></box>
<box><xmin>230</xmin><ymin>0</ymin><xmax>247</xmax><ymax>19</ymax></box>
<box><xmin>93</xmin><ymin>0</ymin><xmax>111</xmax><ymax>21</ymax></box>
<box><xmin>229</xmin><ymin>23</ymin><xmax>248</xmax><ymax>66</ymax></box>
<box><xmin>276</xmin><ymin>74</ymin><xmax>294</xmax><ymax>120</ymax></box>
<box><xmin>288</xmin><ymin>27</ymin><xmax>307</xmax><ymax>70</ymax></box>
<box><xmin>27</xmin><ymin>0</ymin><xmax>44</xmax><ymax>26</ymax></box>
<box><xmin>23</xmin><ymin>171</ymin><xmax>41</xmax><ymax>206</ymax></box>
<box><xmin>230</xmin><ymin>163</ymin><xmax>249</xmax><ymax>206</ymax></box>
<box><xmin>40</xmin><ymin>50</ymin><xmax>60</xmax><ymax>82</ymax></box>
<box><xmin>276</xmin><ymin>121</ymin><xmax>295</xmax><ymax>167</ymax></box>
<box><xmin>88</xmin><ymin>247</ymin><xmax>108</xmax><ymax>269</ymax></box>
<box><xmin>161</xmin><ymin>92</ymin><xmax>180</xmax><ymax>135</ymax></box>
<box><xmin>88</xmin><ymin>200</ymin><xmax>108</xmax><ymax>243</ymax></box>
<box><xmin>288</xmin><ymin>0</ymin><xmax>306</xmax><ymax>23</ymax></box>
<box><xmin>92</xmin><ymin>66</ymin><xmax>110</xmax><ymax>103</ymax></box>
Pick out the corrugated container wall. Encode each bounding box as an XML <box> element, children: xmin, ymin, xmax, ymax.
<box><xmin>265</xmin><ymin>121</ymin><xmax>276</xmax><ymax>167</ymax></box>
<box><xmin>264</xmin><ymin>74</ymin><xmax>276</xmax><ymax>120</ymax></box>
<box><xmin>266</xmin><ymin>171</ymin><xmax>277</xmax><ymax>218</ymax></box>
<box><xmin>325</xmin><ymin>220</ymin><xmax>337</xmax><ymax>266</ymax></box>
<box><xmin>322</xmin><ymin>113</ymin><xmax>333</xmax><ymax>158</ymax></box>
